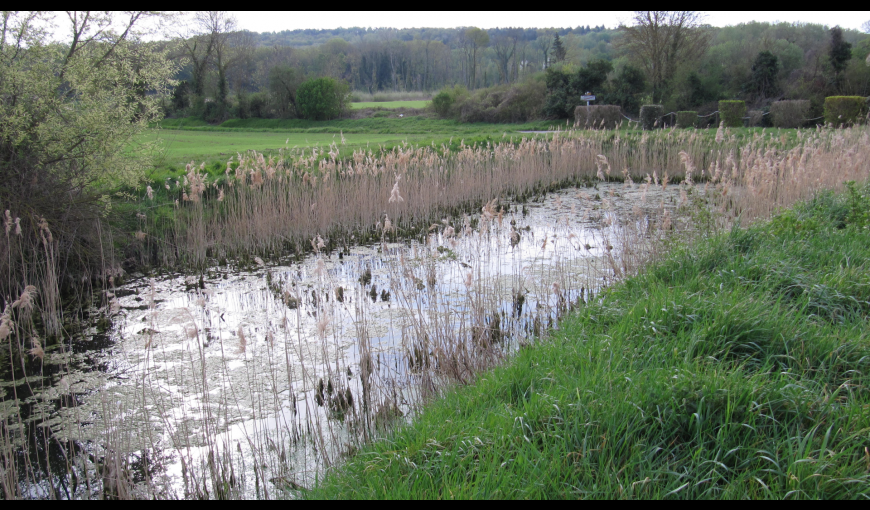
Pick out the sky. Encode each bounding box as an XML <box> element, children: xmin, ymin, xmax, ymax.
<box><xmin>228</xmin><ymin>11</ymin><xmax>870</xmax><ymax>33</ymax></box>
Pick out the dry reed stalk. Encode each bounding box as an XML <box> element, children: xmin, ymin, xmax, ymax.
<box><xmin>4</xmin><ymin>126</ymin><xmax>870</xmax><ymax>499</ymax></box>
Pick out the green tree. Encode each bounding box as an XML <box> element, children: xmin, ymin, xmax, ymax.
<box><xmin>268</xmin><ymin>65</ymin><xmax>303</xmax><ymax>117</ymax></box>
<box><xmin>0</xmin><ymin>11</ymin><xmax>176</xmax><ymax>323</ymax></box>
<box><xmin>829</xmin><ymin>26</ymin><xmax>852</xmax><ymax>91</ymax></box>
<box><xmin>544</xmin><ymin>59</ymin><xmax>613</xmax><ymax>118</ymax></box>
<box><xmin>295</xmin><ymin>77</ymin><xmax>351</xmax><ymax>120</ymax></box>
<box><xmin>744</xmin><ymin>50</ymin><xmax>780</xmax><ymax>100</ymax></box>
<box><xmin>551</xmin><ymin>34</ymin><xmax>567</xmax><ymax>64</ymax></box>
<box><xmin>172</xmin><ymin>80</ymin><xmax>191</xmax><ymax>112</ymax></box>
<box><xmin>536</xmin><ymin>29</ymin><xmax>555</xmax><ymax>69</ymax></box>
<box><xmin>608</xmin><ymin>64</ymin><xmax>647</xmax><ymax>114</ymax></box>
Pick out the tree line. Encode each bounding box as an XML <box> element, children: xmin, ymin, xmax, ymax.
<box><xmin>163</xmin><ymin>12</ymin><xmax>870</xmax><ymax>121</ymax></box>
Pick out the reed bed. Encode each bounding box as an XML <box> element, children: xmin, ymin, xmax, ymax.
<box><xmin>142</xmin><ymin>125</ymin><xmax>867</xmax><ymax>269</ymax></box>
<box><xmin>1</xmin><ymin>125</ymin><xmax>869</xmax><ymax>499</ymax></box>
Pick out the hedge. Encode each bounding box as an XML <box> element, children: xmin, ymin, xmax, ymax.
<box><xmin>639</xmin><ymin>105</ymin><xmax>664</xmax><ymax>130</ymax></box>
<box><xmin>574</xmin><ymin>105</ymin><xmax>623</xmax><ymax>129</ymax></box>
<box><xmin>719</xmin><ymin>100</ymin><xmax>746</xmax><ymax>128</ymax></box>
<box><xmin>770</xmin><ymin>100</ymin><xmax>810</xmax><ymax>128</ymax></box>
<box><xmin>824</xmin><ymin>96</ymin><xmax>868</xmax><ymax>127</ymax></box>
<box><xmin>675</xmin><ymin>111</ymin><xmax>697</xmax><ymax>128</ymax></box>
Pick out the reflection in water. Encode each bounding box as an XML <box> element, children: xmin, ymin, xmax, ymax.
<box><xmin>1</xmin><ymin>182</ymin><xmax>683</xmax><ymax>498</ymax></box>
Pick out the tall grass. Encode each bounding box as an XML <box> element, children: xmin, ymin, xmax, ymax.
<box><xmin>149</xmin><ymin>125</ymin><xmax>870</xmax><ymax>268</ymax></box>
<box><xmin>1</xmin><ymin>125</ymin><xmax>869</xmax><ymax>498</ymax></box>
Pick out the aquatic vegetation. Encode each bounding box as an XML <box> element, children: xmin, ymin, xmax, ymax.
<box><xmin>1</xmin><ymin>125</ymin><xmax>869</xmax><ymax>498</ymax></box>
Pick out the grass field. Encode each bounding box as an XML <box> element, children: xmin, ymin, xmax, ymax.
<box><xmin>155</xmin><ymin>116</ymin><xmax>563</xmax><ymax>134</ymax></box>
<box><xmin>136</xmin><ymin>128</ymin><xmax>437</xmax><ymax>165</ymax></box>
<box><xmin>308</xmin><ymin>183</ymin><xmax>870</xmax><ymax>499</ymax></box>
<box><xmin>350</xmin><ymin>100</ymin><xmax>429</xmax><ymax>109</ymax></box>
<box><xmin>141</xmin><ymin>116</ymin><xmax>568</xmax><ymax>166</ymax></box>
<box><xmin>142</xmin><ymin>118</ymin><xmax>802</xmax><ymax>170</ymax></box>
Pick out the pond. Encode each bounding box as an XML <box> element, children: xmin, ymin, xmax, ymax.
<box><xmin>2</xmin><ymin>181</ymin><xmax>685</xmax><ymax>499</ymax></box>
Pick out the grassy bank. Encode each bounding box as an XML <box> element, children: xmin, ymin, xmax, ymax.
<box><xmin>308</xmin><ymin>183</ymin><xmax>870</xmax><ymax>499</ymax></box>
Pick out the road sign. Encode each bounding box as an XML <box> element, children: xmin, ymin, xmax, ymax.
<box><xmin>580</xmin><ymin>95</ymin><xmax>596</xmax><ymax>101</ymax></box>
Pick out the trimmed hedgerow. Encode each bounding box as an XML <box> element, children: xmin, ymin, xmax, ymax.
<box><xmin>770</xmin><ymin>100</ymin><xmax>810</xmax><ymax>128</ymax></box>
<box><xmin>574</xmin><ymin>105</ymin><xmax>623</xmax><ymax>129</ymax></box>
<box><xmin>719</xmin><ymin>100</ymin><xmax>746</xmax><ymax>128</ymax></box>
<box><xmin>639</xmin><ymin>104</ymin><xmax>664</xmax><ymax>130</ymax></box>
<box><xmin>824</xmin><ymin>96</ymin><xmax>868</xmax><ymax>127</ymax></box>
<box><xmin>675</xmin><ymin>111</ymin><xmax>697</xmax><ymax>128</ymax></box>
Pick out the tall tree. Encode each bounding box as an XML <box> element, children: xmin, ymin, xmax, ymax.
<box><xmin>744</xmin><ymin>50</ymin><xmax>780</xmax><ymax>100</ymax></box>
<box><xmin>618</xmin><ymin>11</ymin><xmax>710</xmax><ymax>103</ymax></box>
<box><xmin>179</xmin><ymin>23</ymin><xmax>215</xmax><ymax>97</ymax></box>
<box><xmin>0</xmin><ymin>11</ymin><xmax>176</xmax><ymax>316</ymax></box>
<box><xmin>194</xmin><ymin>12</ymin><xmax>247</xmax><ymax>112</ymax></box>
<box><xmin>493</xmin><ymin>29</ymin><xmax>521</xmax><ymax>84</ymax></box>
<box><xmin>829</xmin><ymin>26</ymin><xmax>852</xmax><ymax>91</ymax></box>
<box><xmin>536</xmin><ymin>29</ymin><xmax>555</xmax><ymax>69</ymax></box>
<box><xmin>460</xmin><ymin>27</ymin><xmax>489</xmax><ymax>89</ymax></box>
<box><xmin>269</xmin><ymin>64</ymin><xmax>302</xmax><ymax>117</ymax></box>
<box><xmin>551</xmin><ymin>33</ymin><xmax>567</xmax><ymax>64</ymax></box>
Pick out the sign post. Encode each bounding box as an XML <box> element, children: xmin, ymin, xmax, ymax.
<box><xmin>580</xmin><ymin>91</ymin><xmax>596</xmax><ymax>106</ymax></box>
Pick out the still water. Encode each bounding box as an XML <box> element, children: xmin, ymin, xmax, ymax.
<box><xmin>2</xmin><ymin>182</ymin><xmax>682</xmax><ymax>498</ymax></box>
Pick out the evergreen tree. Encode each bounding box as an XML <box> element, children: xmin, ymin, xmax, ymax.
<box><xmin>829</xmin><ymin>26</ymin><xmax>852</xmax><ymax>91</ymax></box>
<box><xmin>551</xmin><ymin>34</ymin><xmax>567</xmax><ymax>64</ymax></box>
<box><xmin>744</xmin><ymin>50</ymin><xmax>780</xmax><ymax>100</ymax></box>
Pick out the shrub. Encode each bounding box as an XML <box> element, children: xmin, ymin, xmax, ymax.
<box><xmin>574</xmin><ymin>105</ymin><xmax>622</xmax><ymax>129</ymax></box>
<box><xmin>296</xmin><ymin>77</ymin><xmax>351</xmax><ymax>121</ymax></box>
<box><xmin>824</xmin><ymin>96</ymin><xmax>868</xmax><ymax>127</ymax></box>
<box><xmin>719</xmin><ymin>100</ymin><xmax>746</xmax><ymax>127</ymax></box>
<box><xmin>431</xmin><ymin>86</ymin><xmax>468</xmax><ymax>119</ymax></box>
<box><xmin>433</xmin><ymin>80</ymin><xmax>545</xmax><ymax>123</ymax></box>
<box><xmin>748</xmin><ymin>109</ymin><xmax>764</xmax><ymax>127</ymax></box>
<box><xmin>248</xmin><ymin>92</ymin><xmax>271</xmax><ymax>118</ymax></box>
<box><xmin>770</xmin><ymin>100</ymin><xmax>810</xmax><ymax>128</ymax></box>
<box><xmin>235</xmin><ymin>92</ymin><xmax>250</xmax><ymax>119</ymax></box>
<box><xmin>202</xmin><ymin>99</ymin><xmax>224</xmax><ymax>124</ymax></box>
<box><xmin>675</xmin><ymin>111</ymin><xmax>697</xmax><ymax>128</ymax></box>
<box><xmin>639</xmin><ymin>105</ymin><xmax>664</xmax><ymax>130</ymax></box>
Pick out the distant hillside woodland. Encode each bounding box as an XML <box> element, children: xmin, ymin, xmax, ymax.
<box><xmin>165</xmin><ymin>12</ymin><xmax>870</xmax><ymax>123</ymax></box>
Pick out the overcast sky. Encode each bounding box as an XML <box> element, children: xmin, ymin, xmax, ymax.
<box><xmin>228</xmin><ymin>11</ymin><xmax>870</xmax><ymax>32</ymax></box>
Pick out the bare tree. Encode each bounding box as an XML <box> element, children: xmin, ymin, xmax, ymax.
<box><xmin>195</xmin><ymin>12</ymin><xmax>244</xmax><ymax>109</ymax></box>
<box><xmin>460</xmin><ymin>27</ymin><xmax>489</xmax><ymax>89</ymax></box>
<box><xmin>618</xmin><ymin>11</ymin><xmax>710</xmax><ymax>103</ymax></box>
<box><xmin>178</xmin><ymin>15</ymin><xmax>216</xmax><ymax>97</ymax></box>
<box><xmin>535</xmin><ymin>29</ymin><xmax>555</xmax><ymax>70</ymax></box>
<box><xmin>493</xmin><ymin>28</ymin><xmax>521</xmax><ymax>85</ymax></box>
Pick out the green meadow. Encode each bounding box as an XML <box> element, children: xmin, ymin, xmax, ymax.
<box><xmin>137</xmin><ymin>116</ymin><xmax>567</xmax><ymax>167</ymax></box>
<box><xmin>136</xmin><ymin>128</ymin><xmax>435</xmax><ymax>165</ymax></box>
<box><xmin>350</xmin><ymin>100</ymin><xmax>430</xmax><ymax>109</ymax></box>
